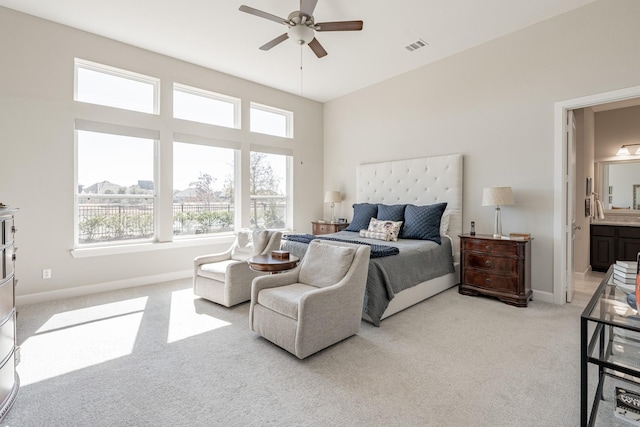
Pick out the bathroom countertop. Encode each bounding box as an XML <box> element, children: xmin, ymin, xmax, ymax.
<box><xmin>591</xmin><ymin>220</ymin><xmax>640</xmax><ymax>227</ymax></box>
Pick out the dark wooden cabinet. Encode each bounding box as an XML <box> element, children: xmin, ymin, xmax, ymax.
<box><xmin>0</xmin><ymin>209</ymin><xmax>18</xmax><ymax>422</ymax></box>
<box><xmin>312</xmin><ymin>221</ymin><xmax>349</xmax><ymax>235</ymax></box>
<box><xmin>590</xmin><ymin>224</ymin><xmax>640</xmax><ymax>272</ymax></box>
<box><xmin>459</xmin><ymin>234</ymin><xmax>532</xmax><ymax>307</ymax></box>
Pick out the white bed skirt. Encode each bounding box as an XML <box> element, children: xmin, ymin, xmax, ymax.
<box><xmin>362</xmin><ymin>262</ymin><xmax>460</xmax><ymax>323</ymax></box>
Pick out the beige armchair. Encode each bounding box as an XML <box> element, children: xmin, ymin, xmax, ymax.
<box><xmin>194</xmin><ymin>229</ymin><xmax>282</xmax><ymax>307</ymax></box>
<box><xmin>249</xmin><ymin>240</ymin><xmax>371</xmax><ymax>359</ymax></box>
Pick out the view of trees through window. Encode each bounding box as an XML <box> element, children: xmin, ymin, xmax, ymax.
<box><xmin>249</xmin><ymin>152</ymin><xmax>287</xmax><ymax>229</ymax></box>
<box><xmin>74</xmin><ymin>59</ymin><xmax>292</xmax><ymax>247</ymax></box>
<box><xmin>173</xmin><ymin>143</ymin><xmax>235</xmax><ymax>237</ymax></box>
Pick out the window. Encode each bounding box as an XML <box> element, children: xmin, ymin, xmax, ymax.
<box><xmin>249</xmin><ymin>151</ymin><xmax>290</xmax><ymax>229</ymax></box>
<box><xmin>173</xmin><ymin>142</ymin><xmax>236</xmax><ymax>237</ymax></box>
<box><xmin>75</xmin><ymin>59</ymin><xmax>159</xmax><ymax>114</ymax></box>
<box><xmin>250</xmin><ymin>103</ymin><xmax>293</xmax><ymax>138</ymax></box>
<box><xmin>73</xmin><ymin>59</ymin><xmax>296</xmax><ymax>252</ymax></box>
<box><xmin>173</xmin><ymin>84</ymin><xmax>240</xmax><ymax>128</ymax></box>
<box><xmin>76</xmin><ymin>130</ymin><xmax>156</xmax><ymax>245</ymax></box>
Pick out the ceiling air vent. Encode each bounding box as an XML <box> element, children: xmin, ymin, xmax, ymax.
<box><xmin>405</xmin><ymin>39</ymin><xmax>428</xmax><ymax>52</ymax></box>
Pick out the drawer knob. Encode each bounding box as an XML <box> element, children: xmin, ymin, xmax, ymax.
<box><xmin>485</xmin><ymin>245</ymin><xmax>491</xmax><ymax>251</ymax></box>
<box><xmin>485</xmin><ymin>260</ymin><xmax>492</xmax><ymax>267</ymax></box>
<box><xmin>485</xmin><ymin>278</ymin><xmax>491</xmax><ymax>285</ymax></box>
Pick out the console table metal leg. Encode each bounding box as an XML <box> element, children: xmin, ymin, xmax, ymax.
<box><xmin>581</xmin><ymin>317</ymin><xmax>588</xmax><ymax>427</ymax></box>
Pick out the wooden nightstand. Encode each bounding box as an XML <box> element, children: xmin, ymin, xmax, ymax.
<box><xmin>312</xmin><ymin>221</ymin><xmax>349</xmax><ymax>235</ymax></box>
<box><xmin>458</xmin><ymin>234</ymin><xmax>532</xmax><ymax>307</ymax></box>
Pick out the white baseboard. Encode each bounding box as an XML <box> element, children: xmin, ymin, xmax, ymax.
<box><xmin>532</xmin><ymin>289</ymin><xmax>554</xmax><ymax>304</ymax></box>
<box><xmin>16</xmin><ymin>269</ymin><xmax>192</xmax><ymax>306</ymax></box>
<box><xmin>574</xmin><ymin>267</ymin><xmax>592</xmax><ymax>281</ymax></box>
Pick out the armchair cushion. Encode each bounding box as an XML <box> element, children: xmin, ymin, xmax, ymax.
<box><xmin>257</xmin><ymin>283</ymin><xmax>316</xmax><ymax>320</ymax></box>
<box><xmin>299</xmin><ymin>242</ymin><xmax>356</xmax><ymax>288</ymax></box>
<box><xmin>198</xmin><ymin>259</ymin><xmax>238</xmax><ymax>282</ymax></box>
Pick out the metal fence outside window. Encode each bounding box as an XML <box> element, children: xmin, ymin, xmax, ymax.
<box><xmin>77</xmin><ymin>196</ymin><xmax>287</xmax><ymax>243</ymax></box>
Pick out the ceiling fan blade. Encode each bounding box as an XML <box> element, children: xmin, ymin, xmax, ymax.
<box><xmin>308</xmin><ymin>38</ymin><xmax>327</xmax><ymax>58</ymax></box>
<box><xmin>316</xmin><ymin>21</ymin><xmax>364</xmax><ymax>32</ymax></box>
<box><xmin>300</xmin><ymin>0</ymin><xmax>318</xmax><ymax>17</ymax></box>
<box><xmin>259</xmin><ymin>33</ymin><xmax>289</xmax><ymax>51</ymax></box>
<box><xmin>239</xmin><ymin>5</ymin><xmax>287</xmax><ymax>25</ymax></box>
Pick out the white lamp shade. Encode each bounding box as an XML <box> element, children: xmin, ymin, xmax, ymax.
<box><xmin>482</xmin><ymin>187</ymin><xmax>514</xmax><ymax>207</ymax></box>
<box><xmin>324</xmin><ymin>191</ymin><xmax>341</xmax><ymax>203</ymax></box>
<box><xmin>617</xmin><ymin>146</ymin><xmax>631</xmax><ymax>156</ymax></box>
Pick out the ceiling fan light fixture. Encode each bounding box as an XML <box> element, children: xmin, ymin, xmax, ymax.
<box><xmin>289</xmin><ymin>24</ymin><xmax>315</xmax><ymax>45</ymax></box>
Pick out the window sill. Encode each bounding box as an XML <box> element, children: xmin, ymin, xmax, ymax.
<box><xmin>70</xmin><ymin>236</ymin><xmax>235</xmax><ymax>258</ymax></box>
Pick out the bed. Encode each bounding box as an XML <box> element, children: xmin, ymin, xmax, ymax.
<box><xmin>283</xmin><ymin>153</ymin><xmax>463</xmax><ymax>326</ymax></box>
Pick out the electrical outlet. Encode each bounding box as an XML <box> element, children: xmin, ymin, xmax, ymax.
<box><xmin>42</xmin><ymin>269</ymin><xmax>51</xmax><ymax>279</ymax></box>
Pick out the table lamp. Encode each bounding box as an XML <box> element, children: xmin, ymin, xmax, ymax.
<box><xmin>482</xmin><ymin>187</ymin><xmax>514</xmax><ymax>238</ymax></box>
<box><xmin>324</xmin><ymin>190</ymin><xmax>341</xmax><ymax>223</ymax></box>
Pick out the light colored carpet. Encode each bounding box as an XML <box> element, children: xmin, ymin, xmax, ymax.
<box><xmin>0</xmin><ymin>279</ymin><xmax>623</xmax><ymax>426</ymax></box>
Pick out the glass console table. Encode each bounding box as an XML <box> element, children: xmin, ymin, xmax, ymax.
<box><xmin>581</xmin><ymin>266</ymin><xmax>640</xmax><ymax>426</ymax></box>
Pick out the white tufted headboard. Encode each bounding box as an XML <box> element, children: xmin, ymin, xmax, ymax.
<box><xmin>355</xmin><ymin>153</ymin><xmax>463</xmax><ymax>261</ymax></box>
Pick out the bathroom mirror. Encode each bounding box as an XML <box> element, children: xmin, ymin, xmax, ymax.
<box><xmin>596</xmin><ymin>160</ymin><xmax>640</xmax><ymax>211</ymax></box>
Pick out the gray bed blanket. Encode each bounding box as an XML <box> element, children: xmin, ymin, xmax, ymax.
<box><xmin>283</xmin><ymin>233</ymin><xmax>400</xmax><ymax>258</ymax></box>
<box><xmin>281</xmin><ymin>231</ymin><xmax>454</xmax><ymax>326</ymax></box>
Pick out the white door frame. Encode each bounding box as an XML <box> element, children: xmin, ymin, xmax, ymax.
<box><xmin>553</xmin><ymin>85</ymin><xmax>640</xmax><ymax>305</ymax></box>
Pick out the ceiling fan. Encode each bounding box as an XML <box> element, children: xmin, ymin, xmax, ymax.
<box><xmin>239</xmin><ymin>0</ymin><xmax>363</xmax><ymax>58</ymax></box>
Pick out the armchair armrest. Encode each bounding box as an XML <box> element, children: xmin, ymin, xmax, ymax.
<box><xmin>194</xmin><ymin>250</ymin><xmax>232</xmax><ymax>267</ymax></box>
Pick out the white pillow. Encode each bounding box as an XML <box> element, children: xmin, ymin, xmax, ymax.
<box><xmin>440</xmin><ymin>211</ymin><xmax>451</xmax><ymax>236</ymax></box>
<box><xmin>231</xmin><ymin>229</ymin><xmax>253</xmax><ymax>261</ymax></box>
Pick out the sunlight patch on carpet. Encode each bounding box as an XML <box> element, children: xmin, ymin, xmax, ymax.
<box><xmin>167</xmin><ymin>288</ymin><xmax>230</xmax><ymax>343</ymax></box>
<box><xmin>19</xmin><ymin>297</ymin><xmax>148</xmax><ymax>386</ymax></box>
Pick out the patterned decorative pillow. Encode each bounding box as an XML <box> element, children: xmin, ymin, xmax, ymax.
<box><xmin>345</xmin><ymin>203</ymin><xmax>378</xmax><ymax>232</ymax></box>
<box><xmin>359</xmin><ymin>229</ymin><xmax>392</xmax><ymax>241</ymax></box>
<box><xmin>400</xmin><ymin>202</ymin><xmax>448</xmax><ymax>243</ymax></box>
<box><xmin>367</xmin><ymin>218</ymin><xmax>403</xmax><ymax>241</ymax></box>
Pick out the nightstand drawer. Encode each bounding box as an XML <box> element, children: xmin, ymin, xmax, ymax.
<box><xmin>463</xmin><ymin>269</ymin><xmax>517</xmax><ymax>293</ymax></box>
<box><xmin>315</xmin><ymin>223</ymin><xmax>334</xmax><ymax>234</ymax></box>
<box><xmin>312</xmin><ymin>222</ymin><xmax>349</xmax><ymax>235</ymax></box>
<box><xmin>462</xmin><ymin>239</ymin><xmax>517</xmax><ymax>255</ymax></box>
<box><xmin>464</xmin><ymin>252</ymin><xmax>517</xmax><ymax>272</ymax></box>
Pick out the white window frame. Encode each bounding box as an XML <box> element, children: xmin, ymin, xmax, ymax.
<box><xmin>172</xmin><ymin>138</ymin><xmax>239</xmax><ymax>239</ymax></box>
<box><xmin>74</xmin><ymin>58</ymin><xmax>160</xmax><ymax>114</ymax></box>
<box><xmin>250</xmin><ymin>102</ymin><xmax>294</xmax><ymax>138</ymax></box>
<box><xmin>74</xmin><ymin>122</ymin><xmax>159</xmax><ymax>248</ymax></box>
<box><xmin>173</xmin><ymin>83</ymin><xmax>241</xmax><ymax>129</ymax></box>
<box><xmin>248</xmin><ymin>148</ymin><xmax>293</xmax><ymax>230</ymax></box>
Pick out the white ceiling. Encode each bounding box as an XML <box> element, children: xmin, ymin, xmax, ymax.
<box><xmin>0</xmin><ymin>0</ymin><xmax>596</xmax><ymax>102</ymax></box>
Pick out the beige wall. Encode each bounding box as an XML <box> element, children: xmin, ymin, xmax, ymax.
<box><xmin>0</xmin><ymin>7</ymin><xmax>323</xmax><ymax>302</ymax></box>
<box><xmin>323</xmin><ymin>0</ymin><xmax>640</xmax><ymax>299</ymax></box>
<box><xmin>595</xmin><ymin>105</ymin><xmax>640</xmax><ymax>162</ymax></box>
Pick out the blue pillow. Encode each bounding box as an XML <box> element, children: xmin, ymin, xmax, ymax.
<box><xmin>377</xmin><ymin>204</ymin><xmax>406</xmax><ymax>222</ymax></box>
<box><xmin>400</xmin><ymin>202</ymin><xmax>448</xmax><ymax>243</ymax></box>
<box><xmin>345</xmin><ymin>203</ymin><xmax>378</xmax><ymax>232</ymax></box>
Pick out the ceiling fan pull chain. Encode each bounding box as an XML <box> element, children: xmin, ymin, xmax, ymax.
<box><xmin>300</xmin><ymin>45</ymin><xmax>304</xmax><ymax>97</ymax></box>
